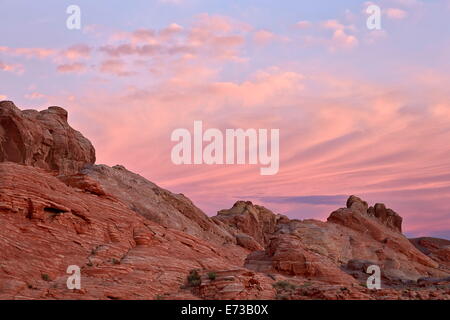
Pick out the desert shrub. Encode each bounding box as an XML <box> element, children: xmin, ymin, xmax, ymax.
<box><xmin>207</xmin><ymin>272</ymin><xmax>217</xmax><ymax>281</ymax></box>
<box><xmin>300</xmin><ymin>281</ymin><xmax>312</xmax><ymax>288</ymax></box>
<box><xmin>187</xmin><ymin>269</ymin><xmax>202</xmax><ymax>286</ymax></box>
<box><xmin>276</xmin><ymin>293</ymin><xmax>289</xmax><ymax>300</ymax></box>
<box><xmin>41</xmin><ymin>274</ymin><xmax>51</xmax><ymax>281</ymax></box>
<box><xmin>272</xmin><ymin>280</ymin><xmax>297</xmax><ymax>291</ymax></box>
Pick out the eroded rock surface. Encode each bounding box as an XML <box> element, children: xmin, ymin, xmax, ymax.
<box><xmin>0</xmin><ymin>162</ymin><xmax>247</xmax><ymax>300</ymax></box>
<box><xmin>0</xmin><ymin>101</ymin><xmax>95</xmax><ymax>175</ymax></box>
<box><xmin>410</xmin><ymin>237</ymin><xmax>450</xmax><ymax>271</ymax></box>
<box><xmin>0</xmin><ymin>102</ymin><xmax>449</xmax><ymax>300</ymax></box>
<box><xmin>79</xmin><ymin>164</ymin><xmax>235</xmax><ymax>244</ymax></box>
<box><xmin>212</xmin><ymin>201</ymin><xmax>283</xmax><ymax>248</ymax></box>
<box><xmin>239</xmin><ymin>197</ymin><xmax>447</xmax><ymax>284</ymax></box>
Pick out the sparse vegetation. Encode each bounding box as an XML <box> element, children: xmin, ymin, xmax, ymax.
<box><xmin>300</xmin><ymin>281</ymin><xmax>312</xmax><ymax>288</ymax></box>
<box><xmin>41</xmin><ymin>273</ymin><xmax>51</xmax><ymax>281</ymax></box>
<box><xmin>272</xmin><ymin>280</ymin><xmax>297</xmax><ymax>291</ymax></box>
<box><xmin>112</xmin><ymin>258</ymin><xmax>120</xmax><ymax>265</ymax></box>
<box><xmin>276</xmin><ymin>293</ymin><xmax>289</xmax><ymax>300</ymax></box>
<box><xmin>266</xmin><ymin>273</ymin><xmax>276</xmax><ymax>280</ymax></box>
<box><xmin>187</xmin><ymin>269</ymin><xmax>202</xmax><ymax>286</ymax></box>
<box><xmin>207</xmin><ymin>272</ymin><xmax>217</xmax><ymax>281</ymax></box>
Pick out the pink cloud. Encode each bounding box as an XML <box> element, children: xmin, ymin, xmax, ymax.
<box><xmin>5</xmin><ymin>11</ymin><xmax>449</xmax><ymax>238</ymax></box>
<box><xmin>0</xmin><ymin>61</ymin><xmax>24</xmax><ymax>74</ymax></box>
<box><xmin>111</xmin><ymin>24</ymin><xmax>184</xmax><ymax>45</ymax></box>
<box><xmin>385</xmin><ymin>8</ymin><xmax>408</xmax><ymax>19</ymax></box>
<box><xmin>61</xmin><ymin>44</ymin><xmax>91</xmax><ymax>60</ymax></box>
<box><xmin>100</xmin><ymin>43</ymin><xmax>164</xmax><ymax>57</ymax></box>
<box><xmin>53</xmin><ymin>64</ymin><xmax>450</xmax><ymax>239</ymax></box>
<box><xmin>252</xmin><ymin>30</ymin><xmax>288</xmax><ymax>45</ymax></box>
<box><xmin>99</xmin><ymin>59</ymin><xmax>135</xmax><ymax>76</ymax></box>
<box><xmin>25</xmin><ymin>92</ymin><xmax>47</xmax><ymax>100</ymax></box>
<box><xmin>57</xmin><ymin>62</ymin><xmax>87</xmax><ymax>74</ymax></box>
<box><xmin>0</xmin><ymin>46</ymin><xmax>56</xmax><ymax>59</ymax></box>
<box><xmin>296</xmin><ymin>20</ymin><xmax>311</xmax><ymax>29</ymax></box>
<box><xmin>253</xmin><ymin>30</ymin><xmax>275</xmax><ymax>44</ymax></box>
<box><xmin>101</xmin><ymin>18</ymin><xmax>246</xmax><ymax>64</ymax></box>
<box><xmin>331</xmin><ymin>29</ymin><xmax>358</xmax><ymax>50</ymax></box>
<box><xmin>193</xmin><ymin>13</ymin><xmax>242</xmax><ymax>33</ymax></box>
<box><xmin>302</xmin><ymin>19</ymin><xmax>359</xmax><ymax>51</ymax></box>
<box><xmin>321</xmin><ymin>19</ymin><xmax>355</xmax><ymax>32</ymax></box>
<box><xmin>322</xmin><ymin>19</ymin><xmax>346</xmax><ymax>31</ymax></box>
<box><xmin>160</xmin><ymin>23</ymin><xmax>184</xmax><ymax>36</ymax></box>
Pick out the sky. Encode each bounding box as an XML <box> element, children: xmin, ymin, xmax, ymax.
<box><xmin>1</xmin><ymin>0</ymin><xmax>450</xmax><ymax>239</ymax></box>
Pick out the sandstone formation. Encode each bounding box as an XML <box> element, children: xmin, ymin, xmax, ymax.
<box><xmin>0</xmin><ymin>162</ymin><xmax>247</xmax><ymax>299</ymax></box>
<box><xmin>0</xmin><ymin>101</ymin><xmax>95</xmax><ymax>175</ymax></box>
<box><xmin>410</xmin><ymin>237</ymin><xmax>450</xmax><ymax>271</ymax></box>
<box><xmin>341</xmin><ymin>195</ymin><xmax>403</xmax><ymax>233</ymax></box>
<box><xmin>213</xmin><ymin>201</ymin><xmax>283</xmax><ymax>248</ymax></box>
<box><xmin>78</xmin><ymin>164</ymin><xmax>235</xmax><ymax>244</ymax></box>
<box><xmin>0</xmin><ymin>102</ymin><xmax>449</xmax><ymax>300</ymax></box>
<box><xmin>243</xmin><ymin>207</ymin><xmax>445</xmax><ymax>285</ymax></box>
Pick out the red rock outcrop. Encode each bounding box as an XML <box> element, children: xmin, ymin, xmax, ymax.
<box><xmin>0</xmin><ymin>101</ymin><xmax>95</xmax><ymax>175</ymax></box>
<box><xmin>271</xmin><ymin>278</ymin><xmax>450</xmax><ymax>300</ymax></box>
<box><xmin>77</xmin><ymin>164</ymin><xmax>235</xmax><ymax>244</ymax></box>
<box><xmin>187</xmin><ymin>269</ymin><xmax>275</xmax><ymax>300</ymax></box>
<box><xmin>241</xmin><ymin>197</ymin><xmax>447</xmax><ymax>284</ymax></box>
<box><xmin>0</xmin><ymin>162</ymin><xmax>248</xmax><ymax>299</ymax></box>
<box><xmin>212</xmin><ymin>201</ymin><xmax>284</xmax><ymax>249</ymax></box>
<box><xmin>245</xmin><ymin>233</ymin><xmax>358</xmax><ymax>285</ymax></box>
<box><xmin>410</xmin><ymin>237</ymin><xmax>450</xmax><ymax>270</ymax></box>
<box><xmin>0</xmin><ymin>102</ymin><xmax>449</xmax><ymax>300</ymax></box>
<box><xmin>344</xmin><ymin>195</ymin><xmax>403</xmax><ymax>232</ymax></box>
<box><xmin>325</xmin><ymin>197</ymin><xmax>441</xmax><ymax>280</ymax></box>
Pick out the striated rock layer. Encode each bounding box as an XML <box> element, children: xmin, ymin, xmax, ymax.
<box><xmin>0</xmin><ymin>162</ymin><xmax>249</xmax><ymax>299</ymax></box>
<box><xmin>234</xmin><ymin>197</ymin><xmax>446</xmax><ymax>284</ymax></box>
<box><xmin>0</xmin><ymin>102</ymin><xmax>449</xmax><ymax>300</ymax></box>
<box><xmin>78</xmin><ymin>164</ymin><xmax>235</xmax><ymax>244</ymax></box>
<box><xmin>410</xmin><ymin>237</ymin><xmax>450</xmax><ymax>271</ymax></box>
<box><xmin>0</xmin><ymin>101</ymin><xmax>95</xmax><ymax>175</ymax></box>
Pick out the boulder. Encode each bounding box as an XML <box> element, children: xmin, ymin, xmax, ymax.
<box><xmin>213</xmin><ymin>201</ymin><xmax>279</xmax><ymax>247</ymax></box>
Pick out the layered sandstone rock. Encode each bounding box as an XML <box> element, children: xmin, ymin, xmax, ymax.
<box><xmin>0</xmin><ymin>101</ymin><xmax>95</xmax><ymax>175</ymax></box>
<box><xmin>410</xmin><ymin>237</ymin><xmax>450</xmax><ymax>270</ymax></box>
<box><xmin>240</xmin><ymin>197</ymin><xmax>447</xmax><ymax>283</ymax></box>
<box><xmin>77</xmin><ymin>164</ymin><xmax>235</xmax><ymax>244</ymax></box>
<box><xmin>0</xmin><ymin>101</ymin><xmax>234</xmax><ymax>244</ymax></box>
<box><xmin>212</xmin><ymin>201</ymin><xmax>284</xmax><ymax>249</ymax></box>
<box><xmin>0</xmin><ymin>102</ymin><xmax>449</xmax><ymax>300</ymax></box>
<box><xmin>0</xmin><ymin>162</ymin><xmax>248</xmax><ymax>300</ymax></box>
<box><xmin>187</xmin><ymin>269</ymin><xmax>275</xmax><ymax>300</ymax></box>
<box><xmin>245</xmin><ymin>233</ymin><xmax>358</xmax><ymax>285</ymax></box>
<box><xmin>271</xmin><ymin>277</ymin><xmax>450</xmax><ymax>300</ymax></box>
<box><xmin>343</xmin><ymin>195</ymin><xmax>402</xmax><ymax>232</ymax></box>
